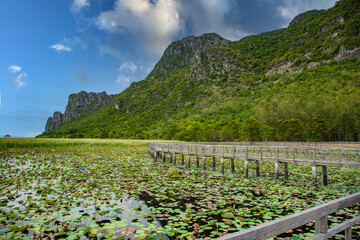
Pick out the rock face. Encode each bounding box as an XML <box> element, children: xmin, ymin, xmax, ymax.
<box><xmin>45</xmin><ymin>111</ymin><xmax>64</xmax><ymax>132</ymax></box>
<box><xmin>64</xmin><ymin>91</ymin><xmax>109</xmax><ymax>122</ymax></box>
<box><xmin>45</xmin><ymin>91</ymin><xmax>109</xmax><ymax>132</ymax></box>
<box><xmin>151</xmin><ymin>33</ymin><xmax>230</xmax><ymax>74</ymax></box>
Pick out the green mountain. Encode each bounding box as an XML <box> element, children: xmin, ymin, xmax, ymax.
<box><xmin>39</xmin><ymin>0</ymin><xmax>360</xmax><ymax>142</ymax></box>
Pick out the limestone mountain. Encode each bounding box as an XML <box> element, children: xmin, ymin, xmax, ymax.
<box><xmin>45</xmin><ymin>91</ymin><xmax>109</xmax><ymax>133</ymax></box>
<box><xmin>39</xmin><ymin>0</ymin><xmax>360</xmax><ymax>141</ymax></box>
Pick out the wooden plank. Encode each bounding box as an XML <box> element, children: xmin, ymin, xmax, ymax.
<box><xmin>327</xmin><ymin>215</ymin><xmax>360</xmax><ymax>236</ymax></box>
<box><xmin>215</xmin><ymin>192</ymin><xmax>360</xmax><ymax>240</ymax></box>
<box><xmin>308</xmin><ymin>215</ymin><xmax>360</xmax><ymax>240</ymax></box>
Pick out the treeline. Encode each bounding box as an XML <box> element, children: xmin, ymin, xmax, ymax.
<box><xmin>156</xmin><ymin>114</ymin><xmax>358</xmax><ymax>142</ymax></box>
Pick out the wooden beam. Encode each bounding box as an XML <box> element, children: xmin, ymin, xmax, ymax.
<box><xmin>215</xmin><ymin>192</ymin><xmax>360</xmax><ymax>240</ymax></box>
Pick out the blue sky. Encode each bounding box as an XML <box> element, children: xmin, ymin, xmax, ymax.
<box><xmin>0</xmin><ymin>0</ymin><xmax>337</xmax><ymax>137</ymax></box>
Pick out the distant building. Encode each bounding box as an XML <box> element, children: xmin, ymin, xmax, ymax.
<box><xmin>4</xmin><ymin>134</ymin><xmax>11</xmax><ymax>138</ymax></box>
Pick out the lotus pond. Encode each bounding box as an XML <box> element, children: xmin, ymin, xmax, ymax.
<box><xmin>0</xmin><ymin>139</ymin><xmax>359</xmax><ymax>239</ymax></box>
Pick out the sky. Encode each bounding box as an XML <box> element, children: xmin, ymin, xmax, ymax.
<box><xmin>0</xmin><ymin>0</ymin><xmax>337</xmax><ymax>138</ymax></box>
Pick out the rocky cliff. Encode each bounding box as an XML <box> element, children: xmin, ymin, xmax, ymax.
<box><xmin>40</xmin><ymin>0</ymin><xmax>360</xmax><ymax>141</ymax></box>
<box><xmin>45</xmin><ymin>91</ymin><xmax>109</xmax><ymax>132</ymax></box>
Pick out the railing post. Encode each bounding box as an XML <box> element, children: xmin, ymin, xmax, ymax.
<box><xmin>212</xmin><ymin>145</ymin><xmax>216</xmax><ymax>170</ymax></box>
<box><xmin>284</xmin><ymin>148</ymin><xmax>289</xmax><ymax>180</ymax></box>
<box><xmin>345</xmin><ymin>227</ymin><xmax>352</xmax><ymax>240</ymax></box>
<box><xmin>231</xmin><ymin>146</ymin><xmax>235</xmax><ymax>173</ymax></box>
<box><xmin>187</xmin><ymin>145</ymin><xmax>191</xmax><ymax>168</ymax></box>
<box><xmin>256</xmin><ymin>147</ymin><xmax>262</xmax><ymax>177</ymax></box>
<box><xmin>161</xmin><ymin>152</ymin><xmax>165</xmax><ymax>163</ymax></box>
<box><xmin>221</xmin><ymin>146</ymin><xmax>225</xmax><ymax>174</ymax></box>
<box><xmin>312</xmin><ymin>148</ymin><xmax>317</xmax><ymax>185</ymax></box>
<box><xmin>315</xmin><ymin>215</ymin><xmax>328</xmax><ymax>234</ymax></box>
<box><xmin>322</xmin><ymin>165</ymin><xmax>328</xmax><ymax>186</ymax></box>
<box><xmin>174</xmin><ymin>153</ymin><xmax>177</xmax><ymax>165</ymax></box>
<box><xmin>275</xmin><ymin>147</ymin><xmax>279</xmax><ymax>181</ymax></box>
<box><xmin>181</xmin><ymin>145</ymin><xmax>184</xmax><ymax>165</ymax></box>
<box><xmin>203</xmin><ymin>146</ymin><xmax>206</xmax><ymax>171</ymax></box>
<box><xmin>155</xmin><ymin>152</ymin><xmax>158</xmax><ymax>162</ymax></box>
<box><xmin>245</xmin><ymin>147</ymin><xmax>249</xmax><ymax>178</ymax></box>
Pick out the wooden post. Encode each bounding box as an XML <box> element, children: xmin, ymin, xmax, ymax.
<box><xmin>255</xmin><ymin>160</ymin><xmax>260</xmax><ymax>177</ymax></box>
<box><xmin>181</xmin><ymin>145</ymin><xmax>184</xmax><ymax>165</ymax></box>
<box><xmin>293</xmin><ymin>148</ymin><xmax>296</xmax><ymax>163</ymax></box>
<box><xmin>231</xmin><ymin>146</ymin><xmax>235</xmax><ymax>173</ymax></box>
<box><xmin>345</xmin><ymin>227</ymin><xmax>352</xmax><ymax>240</ymax></box>
<box><xmin>275</xmin><ymin>147</ymin><xmax>279</xmax><ymax>181</ymax></box>
<box><xmin>162</xmin><ymin>152</ymin><xmax>166</xmax><ymax>163</ymax></box>
<box><xmin>284</xmin><ymin>148</ymin><xmax>289</xmax><ymax>180</ymax></box>
<box><xmin>212</xmin><ymin>145</ymin><xmax>216</xmax><ymax>170</ymax></box>
<box><xmin>155</xmin><ymin>152</ymin><xmax>158</xmax><ymax>162</ymax></box>
<box><xmin>203</xmin><ymin>157</ymin><xmax>206</xmax><ymax>171</ymax></box>
<box><xmin>174</xmin><ymin>153</ymin><xmax>177</xmax><ymax>165</ymax></box>
<box><xmin>196</xmin><ymin>155</ymin><xmax>200</xmax><ymax>168</ymax></box>
<box><xmin>322</xmin><ymin>165</ymin><xmax>328</xmax><ymax>186</ymax></box>
<box><xmin>245</xmin><ymin>147</ymin><xmax>249</xmax><ymax>178</ymax></box>
<box><xmin>312</xmin><ymin>148</ymin><xmax>317</xmax><ymax>185</ymax></box>
<box><xmin>231</xmin><ymin>158</ymin><xmax>235</xmax><ymax>173</ymax></box>
<box><xmin>312</xmin><ymin>165</ymin><xmax>317</xmax><ymax>185</ymax></box>
<box><xmin>170</xmin><ymin>152</ymin><xmax>173</xmax><ymax>164</ymax></box>
<box><xmin>187</xmin><ymin>155</ymin><xmax>191</xmax><ymax>168</ymax></box>
<box><xmin>315</xmin><ymin>215</ymin><xmax>328</xmax><ymax>234</ymax></box>
<box><xmin>221</xmin><ymin>158</ymin><xmax>224</xmax><ymax>175</ymax></box>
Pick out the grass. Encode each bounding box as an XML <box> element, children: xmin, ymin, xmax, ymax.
<box><xmin>0</xmin><ymin>138</ymin><xmax>157</xmax><ymax>149</ymax></box>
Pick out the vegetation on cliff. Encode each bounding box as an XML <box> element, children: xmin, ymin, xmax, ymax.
<box><xmin>39</xmin><ymin>0</ymin><xmax>360</xmax><ymax>141</ymax></box>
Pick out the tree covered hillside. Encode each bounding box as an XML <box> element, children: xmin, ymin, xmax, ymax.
<box><xmin>39</xmin><ymin>0</ymin><xmax>360</xmax><ymax>141</ymax></box>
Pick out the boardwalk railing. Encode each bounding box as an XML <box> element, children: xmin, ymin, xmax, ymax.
<box><xmin>148</xmin><ymin>143</ymin><xmax>360</xmax><ymax>185</ymax></box>
<box><xmin>215</xmin><ymin>192</ymin><xmax>360</xmax><ymax>240</ymax></box>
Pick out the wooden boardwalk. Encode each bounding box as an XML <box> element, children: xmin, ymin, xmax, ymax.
<box><xmin>215</xmin><ymin>192</ymin><xmax>360</xmax><ymax>240</ymax></box>
<box><xmin>148</xmin><ymin>142</ymin><xmax>360</xmax><ymax>185</ymax></box>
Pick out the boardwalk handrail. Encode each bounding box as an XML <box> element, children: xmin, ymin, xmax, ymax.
<box><xmin>148</xmin><ymin>142</ymin><xmax>360</xmax><ymax>168</ymax></box>
<box><xmin>215</xmin><ymin>192</ymin><xmax>360</xmax><ymax>240</ymax></box>
<box><xmin>148</xmin><ymin>142</ymin><xmax>360</xmax><ymax>185</ymax></box>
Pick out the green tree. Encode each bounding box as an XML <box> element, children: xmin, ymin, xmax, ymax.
<box><xmin>311</xmin><ymin>115</ymin><xmax>328</xmax><ymax>141</ymax></box>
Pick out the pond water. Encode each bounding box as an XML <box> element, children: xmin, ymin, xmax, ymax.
<box><xmin>1</xmin><ymin>190</ymin><xmax>168</xmax><ymax>239</ymax></box>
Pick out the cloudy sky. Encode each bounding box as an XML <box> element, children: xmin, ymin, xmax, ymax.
<box><xmin>0</xmin><ymin>0</ymin><xmax>337</xmax><ymax>137</ymax></box>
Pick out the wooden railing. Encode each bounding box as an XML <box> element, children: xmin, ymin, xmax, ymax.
<box><xmin>148</xmin><ymin>143</ymin><xmax>360</xmax><ymax>185</ymax></box>
<box><xmin>215</xmin><ymin>192</ymin><xmax>360</xmax><ymax>240</ymax></box>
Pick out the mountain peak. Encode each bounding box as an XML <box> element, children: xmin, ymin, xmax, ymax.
<box><xmin>151</xmin><ymin>33</ymin><xmax>230</xmax><ymax>75</ymax></box>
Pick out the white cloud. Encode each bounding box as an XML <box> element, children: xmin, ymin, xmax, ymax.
<box><xmin>96</xmin><ymin>0</ymin><xmax>249</xmax><ymax>56</ymax></box>
<box><xmin>116</xmin><ymin>74</ymin><xmax>131</xmax><ymax>84</ymax></box>
<box><xmin>14</xmin><ymin>72</ymin><xmax>27</xmax><ymax>89</ymax></box>
<box><xmin>8</xmin><ymin>65</ymin><xmax>21</xmax><ymax>73</ymax></box>
<box><xmin>178</xmin><ymin>0</ymin><xmax>248</xmax><ymax>40</ymax></box>
<box><xmin>119</xmin><ymin>62</ymin><xmax>138</xmax><ymax>73</ymax></box>
<box><xmin>96</xmin><ymin>0</ymin><xmax>181</xmax><ymax>55</ymax></box>
<box><xmin>50</xmin><ymin>44</ymin><xmax>72</xmax><ymax>52</ymax></box>
<box><xmin>276</xmin><ymin>0</ymin><xmax>337</xmax><ymax>26</ymax></box>
<box><xmin>71</xmin><ymin>0</ymin><xmax>90</xmax><ymax>12</ymax></box>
